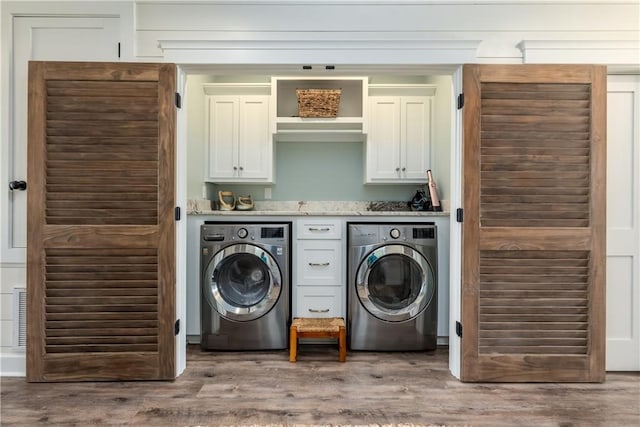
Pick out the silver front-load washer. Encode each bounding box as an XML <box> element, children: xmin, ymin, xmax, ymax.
<box><xmin>348</xmin><ymin>222</ymin><xmax>437</xmax><ymax>351</ymax></box>
<box><xmin>200</xmin><ymin>222</ymin><xmax>290</xmax><ymax>350</ymax></box>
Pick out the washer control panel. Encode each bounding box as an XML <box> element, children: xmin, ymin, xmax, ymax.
<box><xmin>237</xmin><ymin>228</ymin><xmax>248</xmax><ymax>239</ymax></box>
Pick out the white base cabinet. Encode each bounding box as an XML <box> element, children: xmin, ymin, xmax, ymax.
<box><xmin>293</xmin><ymin>218</ymin><xmax>345</xmax><ymax>318</ymax></box>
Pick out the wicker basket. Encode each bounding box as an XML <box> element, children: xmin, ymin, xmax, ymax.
<box><xmin>296</xmin><ymin>88</ymin><xmax>341</xmax><ymax>118</ymax></box>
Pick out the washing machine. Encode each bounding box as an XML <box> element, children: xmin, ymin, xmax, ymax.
<box><xmin>200</xmin><ymin>222</ymin><xmax>290</xmax><ymax>350</ymax></box>
<box><xmin>347</xmin><ymin>222</ymin><xmax>437</xmax><ymax>351</ymax></box>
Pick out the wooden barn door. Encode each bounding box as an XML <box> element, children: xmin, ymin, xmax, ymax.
<box><xmin>461</xmin><ymin>64</ymin><xmax>606</xmax><ymax>382</ymax></box>
<box><xmin>27</xmin><ymin>62</ymin><xmax>176</xmax><ymax>381</ymax></box>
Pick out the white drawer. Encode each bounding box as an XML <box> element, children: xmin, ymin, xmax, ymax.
<box><xmin>296</xmin><ymin>240</ymin><xmax>342</xmax><ymax>286</ymax></box>
<box><xmin>296</xmin><ymin>286</ymin><xmax>342</xmax><ymax>318</ymax></box>
<box><xmin>296</xmin><ymin>218</ymin><xmax>342</xmax><ymax>239</ymax></box>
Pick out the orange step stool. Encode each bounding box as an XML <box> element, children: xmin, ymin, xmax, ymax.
<box><xmin>289</xmin><ymin>317</ymin><xmax>346</xmax><ymax>362</ymax></box>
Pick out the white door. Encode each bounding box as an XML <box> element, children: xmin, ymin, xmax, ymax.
<box><xmin>606</xmin><ymin>75</ymin><xmax>640</xmax><ymax>371</ymax></box>
<box><xmin>2</xmin><ymin>17</ymin><xmax>119</xmax><ymax>263</ymax></box>
<box><xmin>401</xmin><ymin>96</ymin><xmax>432</xmax><ymax>181</ymax></box>
<box><xmin>206</xmin><ymin>96</ymin><xmax>238</xmax><ymax>180</ymax></box>
<box><xmin>367</xmin><ymin>97</ymin><xmax>401</xmax><ymax>181</ymax></box>
<box><xmin>237</xmin><ymin>96</ymin><xmax>271</xmax><ymax>180</ymax></box>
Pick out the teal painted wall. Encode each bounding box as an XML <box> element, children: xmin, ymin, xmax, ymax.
<box><xmin>209</xmin><ymin>140</ymin><xmax>426</xmax><ymax>202</ymax></box>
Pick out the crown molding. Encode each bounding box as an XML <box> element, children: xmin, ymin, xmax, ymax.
<box><xmin>159</xmin><ymin>39</ymin><xmax>482</xmax><ymax>65</ymax></box>
<box><xmin>519</xmin><ymin>40</ymin><xmax>640</xmax><ymax>73</ymax></box>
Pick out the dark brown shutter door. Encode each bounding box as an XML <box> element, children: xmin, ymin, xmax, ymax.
<box><xmin>27</xmin><ymin>62</ymin><xmax>176</xmax><ymax>381</ymax></box>
<box><xmin>461</xmin><ymin>65</ymin><xmax>606</xmax><ymax>382</ymax></box>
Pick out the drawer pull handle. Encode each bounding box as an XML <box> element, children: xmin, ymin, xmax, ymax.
<box><xmin>308</xmin><ymin>262</ymin><xmax>330</xmax><ymax>267</ymax></box>
<box><xmin>308</xmin><ymin>308</ymin><xmax>330</xmax><ymax>313</ymax></box>
<box><xmin>308</xmin><ymin>227</ymin><xmax>331</xmax><ymax>232</ymax></box>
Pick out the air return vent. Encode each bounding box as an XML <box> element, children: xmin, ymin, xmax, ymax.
<box><xmin>13</xmin><ymin>288</ymin><xmax>27</xmax><ymax>349</ymax></box>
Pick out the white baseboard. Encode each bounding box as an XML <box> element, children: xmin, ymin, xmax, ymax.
<box><xmin>0</xmin><ymin>350</ymin><xmax>26</xmax><ymax>377</ymax></box>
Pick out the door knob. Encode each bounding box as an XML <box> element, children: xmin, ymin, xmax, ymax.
<box><xmin>9</xmin><ymin>180</ymin><xmax>27</xmax><ymax>191</ymax></box>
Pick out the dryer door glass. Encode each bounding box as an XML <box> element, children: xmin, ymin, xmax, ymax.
<box><xmin>368</xmin><ymin>254</ymin><xmax>422</xmax><ymax>310</ymax></box>
<box><xmin>356</xmin><ymin>244</ymin><xmax>435</xmax><ymax>322</ymax></box>
<box><xmin>204</xmin><ymin>243</ymin><xmax>282</xmax><ymax>322</ymax></box>
<box><xmin>217</xmin><ymin>253</ymin><xmax>270</xmax><ymax>307</ymax></box>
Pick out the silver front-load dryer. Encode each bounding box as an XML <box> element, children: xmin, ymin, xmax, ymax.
<box><xmin>200</xmin><ymin>222</ymin><xmax>290</xmax><ymax>350</ymax></box>
<box><xmin>348</xmin><ymin>222</ymin><xmax>437</xmax><ymax>351</ymax></box>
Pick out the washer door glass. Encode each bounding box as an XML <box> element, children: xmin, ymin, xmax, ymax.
<box><xmin>356</xmin><ymin>244</ymin><xmax>435</xmax><ymax>322</ymax></box>
<box><xmin>204</xmin><ymin>243</ymin><xmax>282</xmax><ymax>322</ymax></box>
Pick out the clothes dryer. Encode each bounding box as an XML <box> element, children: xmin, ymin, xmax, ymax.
<box><xmin>200</xmin><ymin>222</ymin><xmax>290</xmax><ymax>350</ymax></box>
<box><xmin>348</xmin><ymin>222</ymin><xmax>437</xmax><ymax>351</ymax></box>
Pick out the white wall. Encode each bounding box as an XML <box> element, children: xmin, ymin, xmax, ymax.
<box><xmin>134</xmin><ymin>1</ymin><xmax>638</xmax><ymax>68</ymax></box>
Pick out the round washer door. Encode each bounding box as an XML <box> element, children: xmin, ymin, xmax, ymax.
<box><xmin>355</xmin><ymin>244</ymin><xmax>435</xmax><ymax>322</ymax></box>
<box><xmin>203</xmin><ymin>243</ymin><xmax>282</xmax><ymax>322</ymax></box>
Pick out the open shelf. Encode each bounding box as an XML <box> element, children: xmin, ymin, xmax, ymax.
<box><xmin>272</xmin><ymin>77</ymin><xmax>367</xmax><ymax>134</ymax></box>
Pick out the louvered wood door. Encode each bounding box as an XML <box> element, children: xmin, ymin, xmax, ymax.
<box><xmin>461</xmin><ymin>64</ymin><xmax>606</xmax><ymax>382</ymax></box>
<box><xmin>27</xmin><ymin>62</ymin><xmax>176</xmax><ymax>381</ymax></box>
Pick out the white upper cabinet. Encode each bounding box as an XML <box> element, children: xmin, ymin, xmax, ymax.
<box><xmin>204</xmin><ymin>84</ymin><xmax>273</xmax><ymax>183</ymax></box>
<box><xmin>365</xmin><ymin>85</ymin><xmax>435</xmax><ymax>184</ymax></box>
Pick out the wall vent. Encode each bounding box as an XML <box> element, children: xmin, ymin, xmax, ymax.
<box><xmin>13</xmin><ymin>288</ymin><xmax>26</xmax><ymax>349</ymax></box>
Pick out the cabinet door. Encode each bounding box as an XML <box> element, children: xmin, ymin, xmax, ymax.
<box><xmin>206</xmin><ymin>96</ymin><xmax>238</xmax><ymax>180</ymax></box>
<box><xmin>296</xmin><ymin>218</ymin><xmax>342</xmax><ymax>239</ymax></box>
<box><xmin>366</xmin><ymin>96</ymin><xmax>401</xmax><ymax>182</ymax></box>
<box><xmin>401</xmin><ymin>96</ymin><xmax>432</xmax><ymax>181</ymax></box>
<box><xmin>296</xmin><ymin>286</ymin><xmax>342</xmax><ymax>318</ymax></box>
<box><xmin>237</xmin><ymin>96</ymin><xmax>272</xmax><ymax>180</ymax></box>
<box><xmin>296</xmin><ymin>240</ymin><xmax>342</xmax><ymax>287</ymax></box>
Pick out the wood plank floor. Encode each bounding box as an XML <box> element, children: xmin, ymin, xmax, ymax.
<box><xmin>1</xmin><ymin>345</ymin><xmax>639</xmax><ymax>426</ymax></box>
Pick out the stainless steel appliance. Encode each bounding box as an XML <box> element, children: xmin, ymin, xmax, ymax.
<box><xmin>200</xmin><ymin>222</ymin><xmax>290</xmax><ymax>350</ymax></box>
<box><xmin>347</xmin><ymin>222</ymin><xmax>437</xmax><ymax>351</ymax></box>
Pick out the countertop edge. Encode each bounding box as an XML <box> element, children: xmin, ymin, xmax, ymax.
<box><xmin>187</xmin><ymin>210</ymin><xmax>449</xmax><ymax>217</ymax></box>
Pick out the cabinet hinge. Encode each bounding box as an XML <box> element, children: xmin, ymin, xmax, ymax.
<box><xmin>175</xmin><ymin>92</ymin><xmax>182</xmax><ymax>109</ymax></box>
<box><xmin>175</xmin><ymin>206</ymin><xmax>181</xmax><ymax>221</ymax></box>
<box><xmin>117</xmin><ymin>42</ymin><xmax>121</xmax><ymax>59</ymax></box>
<box><xmin>457</xmin><ymin>93</ymin><xmax>464</xmax><ymax>110</ymax></box>
<box><xmin>456</xmin><ymin>208</ymin><xmax>464</xmax><ymax>223</ymax></box>
<box><xmin>456</xmin><ymin>321</ymin><xmax>463</xmax><ymax>337</ymax></box>
<box><xmin>174</xmin><ymin>319</ymin><xmax>180</xmax><ymax>336</ymax></box>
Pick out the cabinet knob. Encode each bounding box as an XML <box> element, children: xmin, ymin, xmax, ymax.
<box><xmin>395</xmin><ymin>167</ymin><xmax>400</xmax><ymax>172</ymax></box>
<box><xmin>239</xmin><ymin>166</ymin><xmax>244</xmax><ymax>171</ymax></box>
<box><xmin>233</xmin><ymin>166</ymin><xmax>238</xmax><ymax>170</ymax></box>
<box><xmin>401</xmin><ymin>167</ymin><xmax>406</xmax><ymax>172</ymax></box>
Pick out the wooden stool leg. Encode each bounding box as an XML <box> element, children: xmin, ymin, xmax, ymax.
<box><xmin>338</xmin><ymin>325</ymin><xmax>346</xmax><ymax>362</ymax></box>
<box><xmin>289</xmin><ymin>325</ymin><xmax>297</xmax><ymax>363</ymax></box>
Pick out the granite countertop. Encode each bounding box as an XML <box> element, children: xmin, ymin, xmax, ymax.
<box><xmin>187</xmin><ymin>199</ymin><xmax>449</xmax><ymax>216</ymax></box>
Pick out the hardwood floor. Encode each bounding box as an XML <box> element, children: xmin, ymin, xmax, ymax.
<box><xmin>1</xmin><ymin>345</ymin><xmax>639</xmax><ymax>426</ymax></box>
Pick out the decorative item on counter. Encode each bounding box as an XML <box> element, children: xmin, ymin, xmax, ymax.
<box><xmin>410</xmin><ymin>189</ymin><xmax>432</xmax><ymax>211</ymax></box>
<box><xmin>218</xmin><ymin>191</ymin><xmax>236</xmax><ymax>211</ymax></box>
<box><xmin>296</xmin><ymin>88</ymin><xmax>341</xmax><ymax>118</ymax></box>
<box><xmin>426</xmin><ymin>170</ymin><xmax>443</xmax><ymax>212</ymax></box>
<box><xmin>236</xmin><ymin>195</ymin><xmax>254</xmax><ymax>211</ymax></box>
<box><xmin>369</xmin><ymin>201</ymin><xmax>413</xmax><ymax>212</ymax></box>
